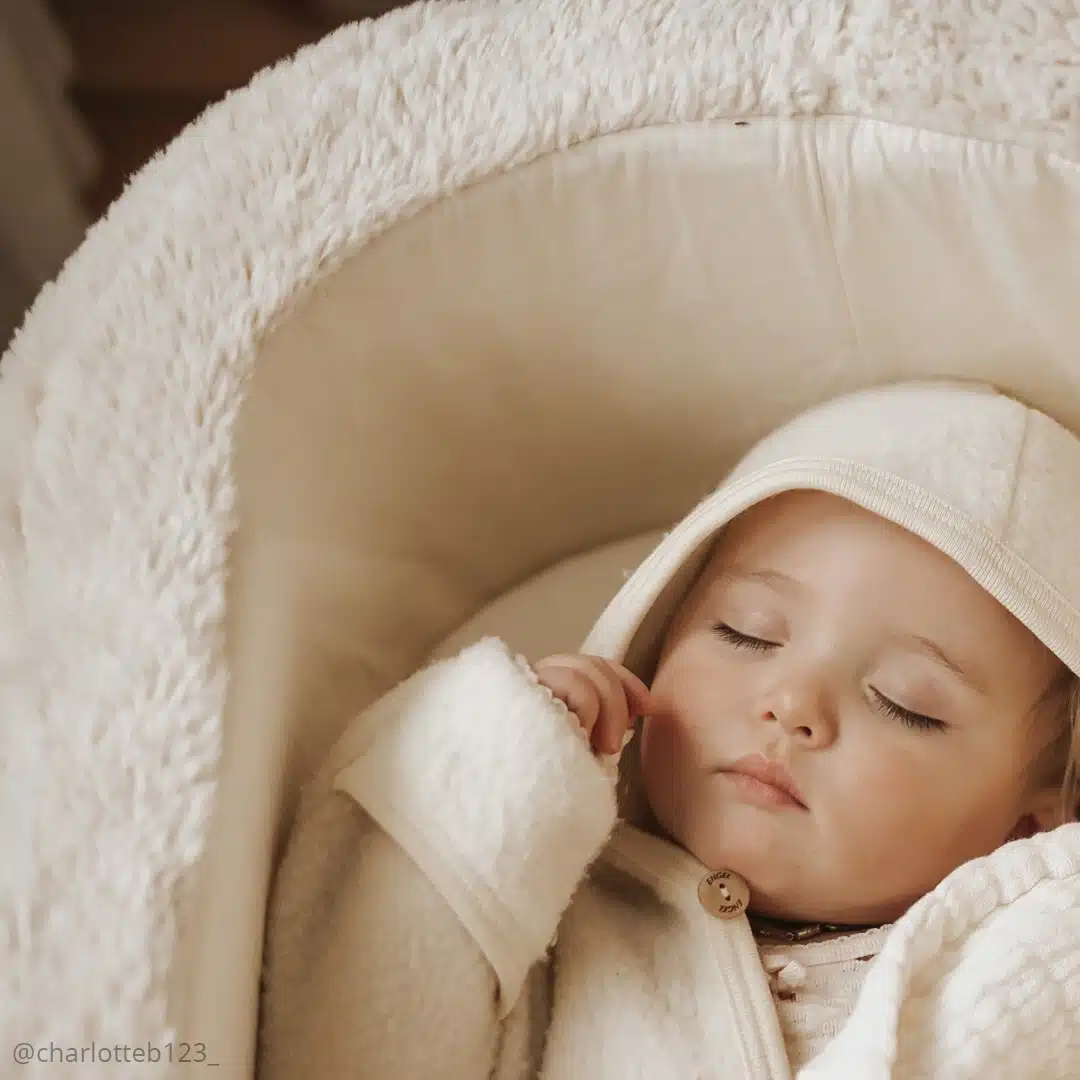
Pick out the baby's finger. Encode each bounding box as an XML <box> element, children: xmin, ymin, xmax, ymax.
<box><xmin>584</xmin><ymin>660</ymin><xmax>658</xmax><ymax>755</ymax></box>
<box><xmin>607</xmin><ymin>663</ymin><xmax>656</xmax><ymax>722</ymax></box>
<box><xmin>534</xmin><ymin>661</ymin><xmax>601</xmax><ymax>736</ymax></box>
<box><xmin>574</xmin><ymin>657</ymin><xmax>637</xmax><ymax>756</ymax></box>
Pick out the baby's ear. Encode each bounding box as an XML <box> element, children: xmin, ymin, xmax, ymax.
<box><xmin>1011</xmin><ymin>788</ymin><xmax>1066</xmax><ymax>840</ymax></box>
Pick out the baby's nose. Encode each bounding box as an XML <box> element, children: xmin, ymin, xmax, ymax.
<box><xmin>760</xmin><ymin>676</ymin><xmax>836</xmax><ymax>746</ymax></box>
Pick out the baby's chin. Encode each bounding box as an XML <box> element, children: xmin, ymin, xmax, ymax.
<box><xmin>747</xmin><ymin>890</ymin><xmax>913</xmax><ymax>928</ymax></box>
<box><xmin>728</xmin><ymin>865</ymin><xmax>920</xmax><ymax>928</ymax></box>
<box><xmin>663</xmin><ymin>818</ymin><xmax>916</xmax><ymax>927</ymax></box>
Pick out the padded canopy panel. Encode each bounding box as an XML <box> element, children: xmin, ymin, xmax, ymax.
<box><xmin>5</xmin><ymin>2</ymin><xmax>1080</xmax><ymax>1077</ymax></box>
<box><xmin>430</xmin><ymin>531</ymin><xmax>666</xmax><ymax>663</ymax></box>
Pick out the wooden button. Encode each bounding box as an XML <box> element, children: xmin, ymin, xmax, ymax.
<box><xmin>698</xmin><ymin>869</ymin><xmax>750</xmax><ymax>919</ymax></box>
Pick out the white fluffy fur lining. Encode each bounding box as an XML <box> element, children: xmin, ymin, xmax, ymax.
<box><xmin>2</xmin><ymin>0</ymin><xmax>1080</xmax><ymax>1063</ymax></box>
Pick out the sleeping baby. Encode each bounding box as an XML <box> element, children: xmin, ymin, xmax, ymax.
<box><xmin>259</xmin><ymin>379</ymin><xmax>1080</xmax><ymax>1080</ymax></box>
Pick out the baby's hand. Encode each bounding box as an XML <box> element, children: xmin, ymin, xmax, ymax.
<box><xmin>533</xmin><ymin>654</ymin><xmax>655</xmax><ymax>756</ymax></box>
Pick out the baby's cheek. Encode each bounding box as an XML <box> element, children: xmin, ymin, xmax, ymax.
<box><xmin>827</xmin><ymin>744</ymin><xmax>1004</xmax><ymax>891</ymax></box>
<box><xmin>642</xmin><ymin>711</ymin><xmax>700</xmax><ymax>783</ymax></box>
<box><xmin>639</xmin><ymin>713</ymin><xmax>712</xmax><ymax>832</ymax></box>
<box><xmin>669</xmin><ymin>700</ymin><xmax>715</xmax><ymax>745</ymax></box>
<box><xmin>647</xmin><ymin>675</ymin><xmax>715</xmax><ymax>759</ymax></box>
<box><xmin>829</xmin><ymin>748</ymin><xmax>934</xmax><ymax>841</ymax></box>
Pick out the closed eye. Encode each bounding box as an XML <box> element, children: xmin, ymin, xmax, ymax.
<box><xmin>712</xmin><ymin>622</ymin><xmax>779</xmax><ymax>653</ymax></box>
<box><xmin>870</xmin><ymin>688</ymin><xmax>947</xmax><ymax>733</ymax></box>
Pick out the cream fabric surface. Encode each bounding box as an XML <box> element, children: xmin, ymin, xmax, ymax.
<box><xmin>261</xmin><ymin>382</ymin><xmax>1080</xmax><ymax>1080</ymax></box>
<box><xmin>431</xmin><ymin>532</ymin><xmax>664</xmax><ymax>664</ymax></box>
<box><xmin>4</xmin><ymin>1</ymin><xmax>1080</xmax><ymax>1077</ymax></box>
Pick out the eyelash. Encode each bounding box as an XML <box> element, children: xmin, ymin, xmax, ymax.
<box><xmin>869</xmin><ymin>689</ymin><xmax>947</xmax><ymax>732</ymax></box>
<box><xmin>712</xmin><ymin>622</ymin><xmax>777</xmax><ymax>653</ymax></box>
<box><xmin>711</xmin><ymin>622</ymin><xmax>948</xmax><ymax>733</ymax></box>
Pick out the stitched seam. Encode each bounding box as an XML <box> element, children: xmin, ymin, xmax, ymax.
<box><xmin>1001</xmin><ymin>407</ymin><xmax>1032</xmax><ymax>539</ymax></box>
<box><xmin>809</xmin><ymin>115</ymin><xmax>864</xmax><ymax>370</ymax></box>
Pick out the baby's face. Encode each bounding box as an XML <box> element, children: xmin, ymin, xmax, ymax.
<box><xmin>641</xmin><ymin>490</ymin><xmax>1064</xmax><ymax>925</ymax></box>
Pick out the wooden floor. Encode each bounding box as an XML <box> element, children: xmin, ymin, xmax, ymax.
<box><xmin>57</xmin><ymin>0</ymin><xmax>404</xmax><ymax>218</ymax></box>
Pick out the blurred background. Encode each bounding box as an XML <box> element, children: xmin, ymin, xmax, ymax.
<box><xmin>1</xmin><ymin>0</ymin><xmax>409</xmax><ymax>348</ymax></box>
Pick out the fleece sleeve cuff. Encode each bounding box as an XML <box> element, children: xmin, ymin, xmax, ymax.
<box><xmin>332</xmin><ymin>636</ymin><xmax>618</xmax><ymax>1016</ymax></box>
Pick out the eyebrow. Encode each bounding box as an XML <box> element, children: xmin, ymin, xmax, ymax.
<box><xmin>717</xmin><ymin>566</ymin><xmax>808</xmax><ymax>594</ymax></box>
<box><xmin>899</xmin><ymin>633</ymin><xmax>986</xmax><ymax>695</ymax></box>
